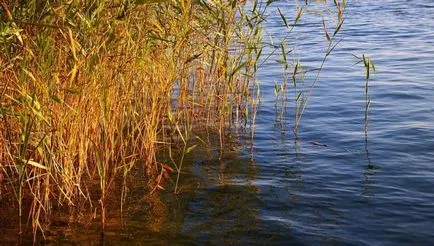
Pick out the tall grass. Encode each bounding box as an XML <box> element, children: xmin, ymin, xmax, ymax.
<box><xmin>0</xmin><ymin>0</ymin><xmax>261</xmax><ymax>237</ymax></box>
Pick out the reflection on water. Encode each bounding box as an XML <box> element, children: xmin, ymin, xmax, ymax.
<box><xmin>361</xmin><ymin>136</ymin><xmax>375</xmax><ymax>199</ymax></box>
<box><xmin>0</xmin><ymin>135</ymin><xmax>267</xmax><ymax>245</ymax></box>
<box><xmin>3</xmin><ymin>0</ymin><xmax>434</xmax><ymax>244</ymax></box>
<box><xmin>250</xmin><ymin>0</ymin><xmax>434</xmax><ymax>244</ymax></box>
<box><xmin>180</xmin><ymin>154</ymin><xmax>261</xmax><ymax>244</ymax></box>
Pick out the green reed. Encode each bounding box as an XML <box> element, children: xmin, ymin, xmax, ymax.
<box><xmin>354</xmin><ymin>54</ymin><xmax>376</xmax><ymax>138</ymax></box>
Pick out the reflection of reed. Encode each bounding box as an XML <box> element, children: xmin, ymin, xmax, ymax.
<box><xmin>180</xmin><ymin>150</ymin><xmax>260</xmax><ymax>244</ymax></box>
<box><xmin>362</xmin><ymin>136</ymin><xmax>375</xmax><ymax>198</ymax></box>
<box><xmin>143</xmin><ymin>193</ymin><xmax>169</xmax><ymax>233</ymax></box>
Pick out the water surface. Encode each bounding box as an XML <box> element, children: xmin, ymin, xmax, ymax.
<box><xmin>178</xmin><ymin>0</ymin><xmax>434</xmax><ymax>244</ymax></box>
<box><xmin>3</xmin><ymin>0</ymin><xmax>434</xmax><ymax>244</ymax></box>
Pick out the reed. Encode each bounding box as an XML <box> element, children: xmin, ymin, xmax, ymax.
<box><xmin>271</xmin><ymin>0</ymin><xmax>347</xmax><ymax>139</ymax></box>
<box><xmin>0</xmin><ymin>0</ymin><xmax>353</xmax><ymax>240</ymax></box>
<box><xmin>353</xmin><ymin>54</ymin><xmax>376</xmax><ymax>138</ymax></box>
<box><xmin>0</xmin><ymin>0</ymin><xmax>262</xmax><ymax>238</ymax></box>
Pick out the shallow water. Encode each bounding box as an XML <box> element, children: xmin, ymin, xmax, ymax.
<box><xmin>3</xmin><ymin>0</ymin><xmax>434</xmax><ymax>245</ymax></box>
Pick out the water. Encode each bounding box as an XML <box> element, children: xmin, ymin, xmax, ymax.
<box><xmin>3</xmin><ymin>0</ymin><xmax>434</xmax><ymax>244</ymax></box>
<box><xmin>177</xmin><ymin>0</ymin><xmax>434</xmax><ymax>244</ymax></box>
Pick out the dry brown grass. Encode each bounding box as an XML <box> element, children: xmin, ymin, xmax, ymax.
<box><xmin>0</xmin><ymin>0</ymin><xmax>261</xmax><ymax>237</ymax></box>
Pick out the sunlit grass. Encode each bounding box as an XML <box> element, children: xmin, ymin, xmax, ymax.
<box><xmin>0</xmin><ymin>0</ymin><xmax>262</xmax><ymax>237</ymax></box>
<box><xmin>0</xmin><ymin>0</ymin><xmax>352</xmax><ymax>240</ymax></box>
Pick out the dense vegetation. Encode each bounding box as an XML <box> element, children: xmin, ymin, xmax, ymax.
<box><xmin>0</xmin><ymin>0</ymin><xmax>263</xmax><ymax>236</ymax></box>
<box><xmin>0</xmin><ymin>0</ymin><xmax>348</xmax><ymax>240</ymax></box>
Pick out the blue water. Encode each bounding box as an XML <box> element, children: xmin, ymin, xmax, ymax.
<box><xmin>178</xmin><ymin>0</ymin><xmax>434</xmax><ymax>245</ymax></box>
<box><xmin>5</xmin><ymin>0</ymin><xmax>434</xmax><ymax>245</ymax></box>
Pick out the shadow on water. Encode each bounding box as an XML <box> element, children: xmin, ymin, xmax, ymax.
<box><xmin>0</xmin><ymin>132</ymin><xmax>303</xmax><ymax>245</ymax></box>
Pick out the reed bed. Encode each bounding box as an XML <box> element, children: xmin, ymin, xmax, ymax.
<box><xmin>0</xmin><ymin>0</ymin><xmax>262</xmax><ymax>237</ymax></box>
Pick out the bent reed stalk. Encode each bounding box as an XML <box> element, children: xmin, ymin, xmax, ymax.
<box><xmin>0</xmin><ymin>0</ymin><xmax>261</xmax><ymax>237</ymax></box>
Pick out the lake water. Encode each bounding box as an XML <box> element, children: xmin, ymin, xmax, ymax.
<box><xmin>178</xmin><ymin>0</ymin><xmax>434</xmax><ymax>244</ymax></box>
<box><xmin>4</xmin><ymin>0</ymin><xmax>434</xmax><ymax>245</ymax></box>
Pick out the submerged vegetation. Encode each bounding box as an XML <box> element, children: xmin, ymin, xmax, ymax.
<box><xmin>0</xmin><ymin>0</ymin><xmax>349</xmax><ymax>240</ymax></box>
